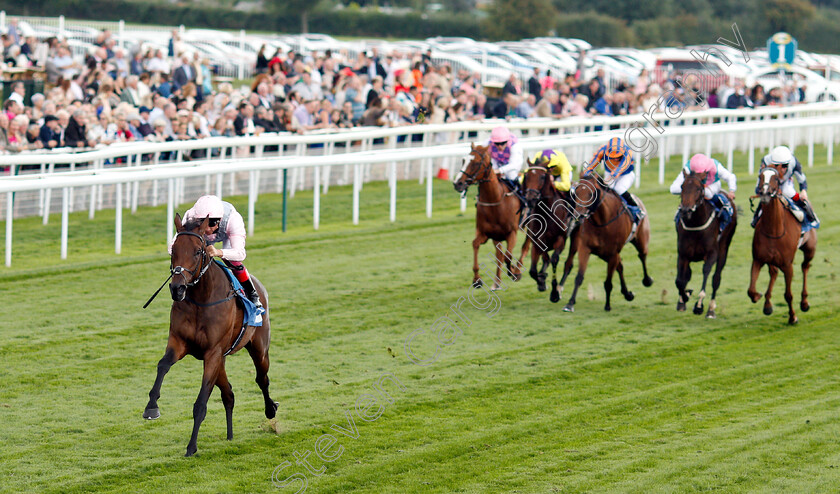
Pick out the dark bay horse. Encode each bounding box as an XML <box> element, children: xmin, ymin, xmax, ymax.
<box><xmin>748</xmin><ymin>167</ymin><xmax>817</xmax><ymax>325</ymax></box>
<box><xmin>143</xmin><ymin>214</ymin><xmax>277</xmax><ymax>456</ymax></box>
<box><xmin>675</xmin><ymin>171</ymin><xmax>737</xmax><ymax>318</ymax></box>
<box><xmin>521</xmin><ymin>161</ymin><xmax>578</xmax><ymax>302</ymax></box>
<box><xmin>454</xmin><ymin>143</ymin><xmax>530</xmax><ymax>289</ymax></box>
<box><xmin>563</xmin><ymin>174</ymin><xmax>653</xmax><ymax>312</ymax></box>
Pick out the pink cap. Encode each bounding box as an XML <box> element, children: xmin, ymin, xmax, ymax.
<box><xmin>490</xmin><ymin>126</ymin><xmax>512</xmax><ymax>143</ymax></box>
<box><xmin>688</xmin><ymin>154</ymin><xmax>716</xmax><ymax>186</ymax></box>
<box><xmin>190</xmin><ymin>195</ymin><xmax>224</xmax><ymax>219</ymax></box>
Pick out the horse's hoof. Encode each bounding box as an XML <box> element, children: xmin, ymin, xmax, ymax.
<box><xmin>563</xmin><ymin>304</ymin><xmax>575</xmax><ymax>313</ymax></box>
<box><xmin>642</xmin><ymin>276</ymin><xmax>653</xmax><ymax>287</ymax></box>
<box><xmin>693</xmin><ymin>304</ymin><xmax>704</xmax><ymax>315</ymax></box>
<box><xmin>789</xmin><ymin>316</ymin><xmax>799</xmax><ymax>325</ymax></box>
<box><xmin>763</xmin><ymin>305</ymin><xmax>773</xmax><ymax>316</ymax></box>
<box><xmin>185</xmin><ymin>445</ymin><xmax>197</xmax><ymax>457</ymax></box>
<box><xmin>537</xmin><ymin>283</ymin><xmax>546</xmax><ymax>292</ymax></box>
<box><xmin>604</xmin><ymin>304</ymin><xmax>611</xmax><ymax>312</ymax></box>
<box><xmin>677</xmin><ymin>302</ymin><xmax>686</xmax><ymax>312</ymax></box>
<box><xmin>748</xmin><ymin>292</ymin><xmax>761</xmax><ymax>303</ymax></box>
<box><xmin>550</xmin><ymin>290</ymin><xmax>560</xmax><ymax>303</ymax></box>
<box><xmin>801</xmin><ymin>301</ymin><xmax>810</xmax><ymax>312</ymax></box>
<box><xmin>266</xmin><ymin>401</ymin><xmax>279</xmax><ymax>419</ymax></box>
<box><xmin>624</xmin><ymin>291</ymin><xmax>635</xmax><ymax>302</ymax></box>
<box><xmin>143</xmin><ymin>408</ymin><xmax>160</xmax><ymax>420</ymax></box>
<box><xmin>706</xmin><ymin>310</ymin><xmax>716</xmax><ymax>319</ymax></box>
<box><xmin>511</xmin><ymin>272</ymin><xmax>522</xmax><ymax>282</ymax></box>
<box><xmin>472</xmin><ymin>279</ymin><xmax>483</xmax><ymax>288</ymax></box>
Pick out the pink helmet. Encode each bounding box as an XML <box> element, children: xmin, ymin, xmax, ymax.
<box><xmin>688</xmin><ymin>154</ymin><xmax>716</xmax><ymax>186</ymax></box>
<box><xmin>190</xmin><ymin>195</ymin><xmax>224</xmax><ymax>219</ymax></box>
<box><xmin>490</xmin><ymin>126</ymin><xmax>512</xmax><ymax>143</ymax></box>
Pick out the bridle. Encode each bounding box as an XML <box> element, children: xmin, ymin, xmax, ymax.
<box><xmin>754</xmin><ymin>167</ymin><xmax>787</xmax><ymax>239</ymax></box>
<box><xmin>678</xmin><ymin>177</ymin><xmax>714</xmax><ymax>231</ymax></box>
<box><xmin>171</xmin><ymin>231</ymin><xmax>212</xmax><ymax>287</ymax></box>
<box><xmin>458</xmin><ymin>148</ymin><xmax>493</xmax><ymax>186</ymax></box>
<box><xmin>523</xmin><ymin>165</ymin><xmax>551</xmax><ymax>200</ymax></box>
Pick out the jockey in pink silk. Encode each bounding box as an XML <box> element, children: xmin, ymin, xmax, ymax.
<box><xmin>168</xmin><ymin>195</ymin><xmax>262</xmax><ymax>308</ymax></box>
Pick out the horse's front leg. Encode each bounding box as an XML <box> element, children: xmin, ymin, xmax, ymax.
<box><xmin>763</xmin><ymin>265</ymin><xmax>779</xmax><ymax>316</ymax></box>
<box><xmin>604</xmin><ymin>254</ymin><xmax>620</xmax><ymax>311</ymax></box>
<box><xmin>781</xmin><ymin>262</ymin><xmax>797</xmax><ymax>325</ymax></box>
<box><xmin>694</xmin><ymin>252</ymin><xmax>717</xmax><ymax>315</ymax></box>
<box><xmin>472</xmin><ymin>230</ymin><xmax>488</xmax><ymax>287</ymax></box>
<box><xmin>143</xmin><ymin>337</ymin><xmax>187</xmax><ymax>420</ymax></box>
<box><xmin>675</xmin><ymin>256</ymin><xmax>691</xmax><ymax>312</ymax></box>
<box><xmin>747</xmin><ymin>258</ymin><xmax>763</xmax><ymax>304</ymax></box>
<box><xmin>563</xmin><ymin>244</ymin><xmax>590</xmax><ymax>313</ymax></box>
<box><xmin>185</xmin><ymin>351</ymin><xmax>223</xmax><ymax>457</ymax></box>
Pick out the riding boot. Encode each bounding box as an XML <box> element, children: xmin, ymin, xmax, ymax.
<box><xmin>713</xmin><ymin>193</ymin><xmax>732</xmax><ymax>232</ymax></box>
<box><xmin>620</xmin><ymin>191</ymin><xmax>645</xmax><ymax>223</ymax></box>
<box><xmin>240</xmin><ymin>277</ymin><xmax>263</xmax><ymax>309</ymax></box>
<box><xmin>798</xmin><ymin>199</ymin><xmax>820</xmax><ymax>228</ymax></box>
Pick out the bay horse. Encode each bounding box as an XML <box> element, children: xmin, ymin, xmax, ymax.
<box><xmin>563</xmin><ymin>174</ymin><xmax>653</xmax><ymax>312</ymax></box>
<box><xmin>454</xmin><ymin>143</ymin><xmax>530</xmax><ymax>289</ymax></box>
<box><xmin>143</xmin><ymin>214</ymin><xmax>278</xmax><ymax>457</ymax></box>
<box><xmin>521</xmin><ymin>160</ymin><xmax>578</xmax><ymax>302</ymax></box>
<box><xmin>748</xmin><ymin>167</ymin><xmax>817</xmax><ymax>325</ymax></box>
<box><xmin>675</xmin><ymin>170</ymin><xmax>737</xmax><ymax>318</ymax></box>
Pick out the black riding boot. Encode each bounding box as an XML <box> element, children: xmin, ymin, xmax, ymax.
<box><xmin>798</xmin><ymin>199</ymin><xmax>820</xmax><ymax>227</ymax></box>
<box><xmin>621</xmin><ymin>191</ymin><xmax>645</xmax><ymax>223</ymax></box>
<box><xmin>240</xmin><ymin>278</ymin><xmax>263</xmax><ymax>309</ymax></box>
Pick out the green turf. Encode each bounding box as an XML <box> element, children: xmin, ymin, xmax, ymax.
<box><xmin>0</xmin><ymin>145</ymin><xmax>838</xmax><ymax>493</ymax></box>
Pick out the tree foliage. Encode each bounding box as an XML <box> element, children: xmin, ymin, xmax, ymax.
<box><xmin>486</xmin><ymin>0</ymin><xmax>558</xmax><ymax>40</ymax></box>
<box><xmin>763</xmin><ymin>0</ymin><xmax>816</xmax><ymax>33</ymax></box>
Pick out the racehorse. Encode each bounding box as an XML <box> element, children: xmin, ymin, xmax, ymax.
<box><xmin>748</xmin><ymin>167</ymin><xmax>817</xmax><ymax>325</ymax></box>
<box><xmin>675</xmin><ymin>170</ymin><xmax>737</xmax><ymax>318</ymax></box>
<box><xmin>521</xmin><ymin>160</ymin><xmax>577</xmax><ymax>302</ymax></box>
<box><xmin>562</xmin><ymin>174</ymin><xmax>653</xmax><ymax>312</ymax></box>
<box><xmin>142</xmin><ymin>214</ymin><xmax>278</xmax><ymax>457</ymax></box>
<box><xmin>454</xmin><ymin>143</ymin><xmax>530</xmax><ymax>289</ymax></box>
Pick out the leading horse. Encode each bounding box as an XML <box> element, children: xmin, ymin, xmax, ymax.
<box><xmin>143</xmin><ymin>214</ymin><xmax>278</xmax><ymax>457</ymax></box>
<box><xmin>454</xmin><ymin>143</ymin><xmax>530</xmax><ymax>289</ymax></box>
<box><xmin>675</xmin><ymin>170</ymin><xmax>737</xmax><ymax>318</ymax></box>
<box><xmin>748</xmin><ymin>167</ymin><xmax>817</xmax><ymax>325</ymax></box>
<box><xmin>563</xmin><ymin>174</ymin><xmax>653</xmax><ymax>312</ymax></box>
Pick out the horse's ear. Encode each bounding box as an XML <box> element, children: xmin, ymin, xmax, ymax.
<box><xmin>682</xmin><ymin>168</ymin><xmax>689</xmax><ymax>178</ymax></box>
<box><xmin>174</xmin><ymin>213</ymin><xmax>183</xmax><ymax>232</ymax></box>
<box><xmin>200</xmin><ymin>214</ymin><xmax>210</xmax><ymax>231</ymax></box>
<box><xmin>471</xmin><ymin>142</ymin><xmax>475</xmax><ymax>151</ymax></box>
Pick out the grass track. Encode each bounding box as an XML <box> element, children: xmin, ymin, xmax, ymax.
<box><xmin>0</xmin><ymin>145</ymin><xmax>839</xmax><ymax>493</ymax></box>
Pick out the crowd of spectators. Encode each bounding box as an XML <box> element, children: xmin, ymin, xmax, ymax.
<box><xmin>0</xmin><ymin>18</ymin><xmax>812</xmax><ymax>156</ymax></box>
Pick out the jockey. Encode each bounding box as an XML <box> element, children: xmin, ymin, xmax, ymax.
<box><xmin>169</xmin><ymin>195</ymin><xmax>263</xmax><ymax>309</ymax></box>
<box><xmin>529</xmin><ymin>148</ymin><xmax>572</xmax><ymax>193</ymax></box>
<box><xmin>487</xmin><ymin>126</ymin><xmax>525</xmax><ymax>196</ymax></box>
<box><xmin>753</xmin><ymin>145</ymin><xmax>819</xmax><ymax>228</ymax></box>
<box><xmin>582</xmin><ymin>137</ymin><xmax>645</xmax><ymax>224</ymax></box>
<box><xmin>669</xmin><ymin>153</ymin><xmax>736</xmax><ymax>232</ymax></box>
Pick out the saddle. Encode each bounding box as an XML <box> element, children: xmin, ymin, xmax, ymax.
<box><xmin>214</xmin><ymin>260</ymin><xmax>264</xmax><ymax>327</ymax></box>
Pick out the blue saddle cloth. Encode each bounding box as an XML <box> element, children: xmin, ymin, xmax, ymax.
<box><xmin>784</xmin><ymin>200</ymin><xmax>820</xmax><ymax>232</ymax></box>
<box><xmin>617</xmin><ymin>194</ymin><xmax>642</xmax><ymax>222</ymax></box>
<box><xmin>214</xmin><ymin>260</ymin><xmax>264</xmax><ymax>327</ymax></box>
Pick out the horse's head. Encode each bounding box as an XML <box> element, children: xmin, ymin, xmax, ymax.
<box><xmin>454</xmin><ymin>143</ymin><xmax>492</xmax><ymax>193</ymax></box>
<box><xmin>522</xmin><ymin>158</ymin><xmax>553</xmax><ymax>207</ymax></box>
<box><xmin>679</xmin><ymin>169</ymin><xmax>708</xmax><ymax>220</ymax></box>
<box><xmin>169</xmin><ymin>213</ymin><xmax>211</xmax><ymax>302</ymax></box>
<box><xmin>569</xmin><ymin>174</ymin><xmax>603</xmax><ymax>220</ymax></box>
<box><xmin>757</xmin><ymin>166</ymin><xmax>781</xmax><ymax>204</ymax></box>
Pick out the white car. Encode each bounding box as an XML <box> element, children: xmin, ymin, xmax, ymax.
<box><xmin>747</xmin><ymin>66</ymin><xmax>840</xmax><ymax>102</ymax></box>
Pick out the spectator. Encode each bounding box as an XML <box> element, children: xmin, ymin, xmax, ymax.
<box><xmin>256</xmin><ymin>45</ymin><xmax>269</xmax><ymax>74</ymax></box>
<box><xmin>528</xmin><ymin>68</ymin><xmax>542</xmax><ymax>99</ymax></box>
<box><xmin>234</xmin><ymin>102</ymin><xmax>257</xmax><ymax>136</ymax></box>
<box><xmin>726</xmin><ymin>82</ymin><xmax>752</xmax><ymax>109</ymax></box>
<box><xmin>121</xmin><ymin>75</ymin><xmax>142</xmax><ymax>106</ymax></box>
<box><xmin>534</xmin><ymin>89</ymin><xmax>562</xmax><ymax>118</ymax></box>
<box><xmin>8</xmin><ymin>82</ymin><xmax>26</xmax><ymax>106</ymax></box>
<box><xmin>39</xmin><ymin>115</ymin><xmax>61</xmax><ymax>149</ymax></box>
<box><xmin>291</xmin><ymin>99</ymin><xmax>323</xmax><ymax>132</ymax></box>
<box><xmin>516</xmin><ymin>93</ymin><xmax>536</xmax><ymax>118</ymax></box>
